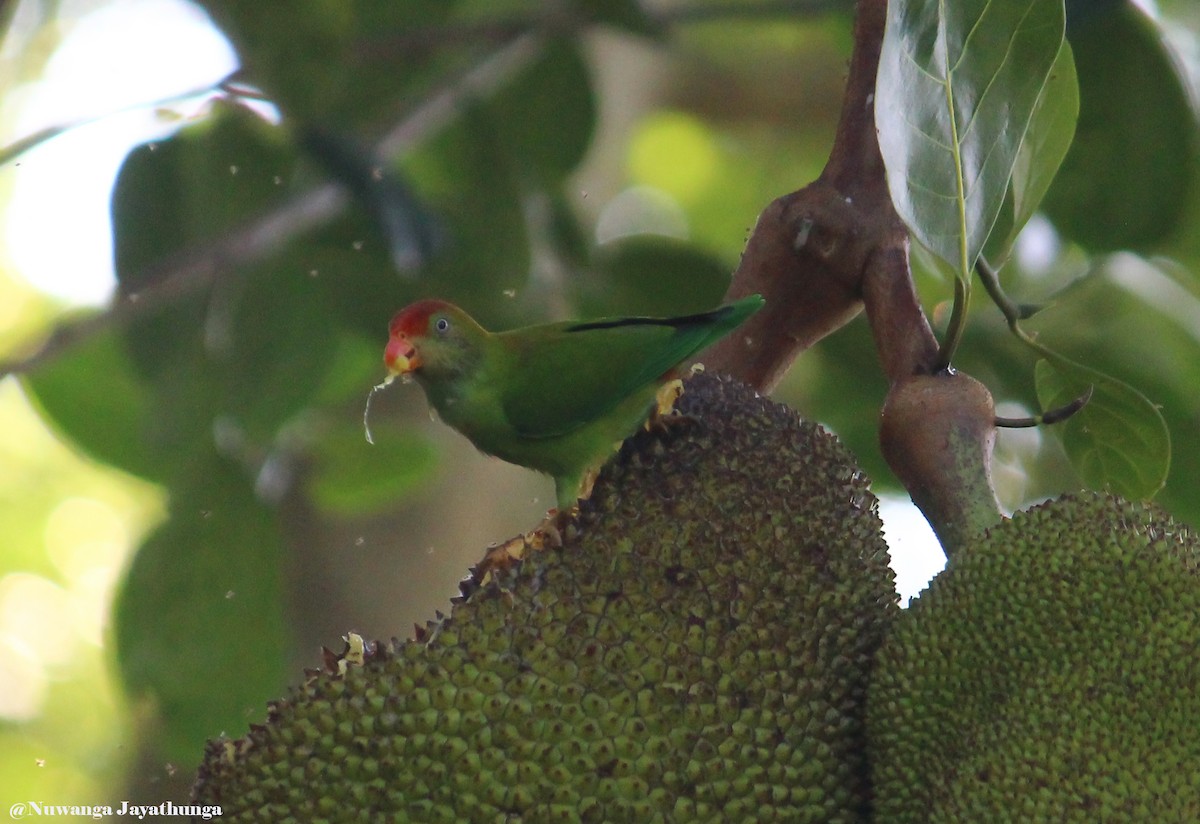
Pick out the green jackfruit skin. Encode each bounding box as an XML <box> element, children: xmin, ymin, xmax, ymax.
<box><xmin>869</xmin><ymin>493</ymin><xmax>1200</xmax><ymax>822</ymax></box>
<box><xmin>192</xmin><ymin>374</ymin><xmax>897</xmax><ymax>823</ymax></box>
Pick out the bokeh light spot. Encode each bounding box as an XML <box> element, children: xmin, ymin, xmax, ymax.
<box><xmin>628</xmin><ymin>111</ymin><xmax>720</xmax><ymax>203</ymax></box>
<box><xmin>595</xmin><ymin>184</ymin><xmax>688</xmax><ymax>244</ymax></box>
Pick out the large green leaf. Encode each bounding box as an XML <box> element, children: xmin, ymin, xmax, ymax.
<box><xmin>1043</xmin><ymin>1</ymin><xmax>1198</xmax><ymax>252</ymax></box>
<box><xmin>1016</xmin><ymin>256</ymin><xmax>1197</xmax><ymax>522</ymax></box>
<box><xmin>1035</xmin><ymin>356</ymin><xmax>1169</xmax><ymax>499</ymax></box>
<box><xmin>216</xmin><ymin>264</ymin><xmax>339</xmax><ymax>442</ymax></box>
<box><xmin>21</xmin><ymin>326</ymin><xmax>164</xmax><ymax>482</ymax></box>
<box><xmin>112</xmin><ymin>105</ymin><xmax>338</xmax><ymax>447</ymax></box>
<box><xmin>401</xmin><ymin>103</ymin><xmax>531</xmax><ymax>318</ymax></box>
<box><xmin>110</xmin><ymin>135</ymin><xmax>199</xmax><ymax>382</ymax></box>
<box><xmin>876</xmin><ymin>0</ymin><xmax>1067</xmax><ymax>276</ymax></box>
<box><xmin>112</xmin><ymin>103</ymin><xmax>299</xmax><ymax>381</ymax></box>
<box><xmin>574</xmin><ymin>235</ymin><xmax>731</xmax><ymax>319</ymax></box>
<box><xmin>491</xmin><ymin>37</ymin><xmax>596</xmax><ymax>186</ymax></box>
<box><xmin>982</xmin><ymin>41</ymin><xmax>1079</xmax><ymax>266</ymax></box>
<box><xmin>115</xmin><ymin>457</ymin><xmax>288</xmax><ymax>763</ymax></box>
<box><xmin>198</xmin><ymin>1</ymin><xmax>456</xmax><ymax>124</ymax></box>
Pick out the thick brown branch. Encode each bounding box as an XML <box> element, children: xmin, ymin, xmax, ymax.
<box><xmin>706</xmin><ymin>0</ymin><xmax>1001</xmax><ymax>551</ymax></box>
<box><xmin>701</xmin><ymin>182</ymin><xmax>864</xmax><ymax>389</ymax></box>
<box><xmin>822</xmin><ymin>0</ymin><xmax>888</xmax><ymax>193</ymax></box>
<box><xmin>860</xmin><ymin>243</ymin><xmax>938</xmax><ymax>382</ymax></box>
<box><xmin>706</xmin><ymin>0</ymin><xmax>939</xmax><ymax>391</ymax></box>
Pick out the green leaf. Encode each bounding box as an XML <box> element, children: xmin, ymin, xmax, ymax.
<box><xmin>1034</xmin><ymin>356</ymin><xmax>1169</xmax><ymax>499</ymax></box>
<box><xmin>491</xmin><ymin>37</ymin><xmax>596</xmax><ymax>186</ymax></box>
<box><xmin>111</xmin><ymin>103</ymin><xmax>299</xmax><ymax>381</ymax></box>
<box><xmin>402</xmin><ymin>103</ymin><xmax>531</xmax><ymax>305</ymax></box>
<box><xmin>115</xmin><ymin>456</ymin><xmax>288</xmax><ymax>763</ymax></box>
<box><xmin>217</xmin><ymin>264</ymin><xmax>338</xmax><ymax>442</ymax></box>
<box><xmin>112</xmin><ymin>105</ymin><xmax>339</xmax><ymax>446</ymax></box>
<box><xmin>21</xmin><ymin>325</ymin><xmax>165</xmax><ymax>482</ymax></box>
<box><xmin>113</xmin><ymin>103</ymin><xmax>296</xmax><ymax>291</ymax></box>
<box><xmin>308</xmin><ymin>424</ymin><xmax>438</xmax><ymax>516</ymax></box>
<box><xmin>199</xmin><ymin>1</ymin><xmax>353</xmax><ymax>121</ymax></box>
<box><xmin>1010</xmin><ymin>255</ymin><xmax>1198</xmax><ymax>527</ymax></box>
<box><xmin>575</xmin><ymin>235</ymin><xmax>731</xmax><ymax>319</ymax></box>
<box><xmin>199</xmin><ymin>1</ymin><xmax>456</xmax><ymax>124</ymax></box>
<box><xmin>299</xmin><ymin>127</ymin><xmax>441</xmax><ymax>271</ymax></box>
<box><xmin>1043</xmin><ymin>1</ymin><xmax>1198</xmax><ymax>252</ymax></box>
<box><xmin>876</xmin><ymin>0</ymin><xmax>1067</xmax><ymax>276</ymax></box>
<box><xmin>982</xmin><ymin>41</ymin><xmax>1079</xmax><ymax>266</ymax></box>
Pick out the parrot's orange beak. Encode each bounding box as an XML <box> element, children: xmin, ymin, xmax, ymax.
<box><xmin>384</xmin><ymin>335</ymin><xmax>421</xmax><ymax>376</ymax></box>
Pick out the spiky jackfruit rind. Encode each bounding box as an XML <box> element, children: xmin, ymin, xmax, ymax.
<box><xmin>869</xmin><ymin>493</ymin><xmax>1200</xmax><ymax>822</ymax></box>
<box><xmin>193</xmin><ymin>374</ymin><xmax>897</xmax><ymax>822</ymax></box>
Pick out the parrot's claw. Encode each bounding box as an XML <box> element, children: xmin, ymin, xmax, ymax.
<box><xmin>643</xmin><ymin>376</ymin><xmax>691</xmax><ymax>434</ymax></box>
<box><xmin>578</xmin><ymin>468</ymin><xmax>600</xmax><ymax>503</ymax></box>
<box><xmin>656</xmin><ymin>378</ymin><xmax>685</xmax><ymax>416</ymax></box>
<box><xmin>645</xmin><ymin>378</ymin><xmax>686</xmax><ymax>433</ymax></box>
<box><xmin>527</xmin><ymin>505</ymin><xmax>577</xmax><ymax>550</ymax></box>
<box><xmin>526</xmin><ymin>520</ymin><xmax>562</xmax><ymax>551</ymax></box>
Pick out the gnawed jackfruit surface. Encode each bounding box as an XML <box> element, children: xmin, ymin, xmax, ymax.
<box><xmin>869</xmin><ymin>493</ymin><xmax>1200</xmax><ymax>822</ymax></box>
<box><xmin>193</xmin><ymin>374</ymin><xmax>897</xmax><ymax>822</ymax></box>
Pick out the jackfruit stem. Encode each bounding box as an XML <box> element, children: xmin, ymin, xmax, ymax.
<box><xmin>880</xmin><ymin>372</ymin><xmax>1003</xmax><ymax>556</ymax></box>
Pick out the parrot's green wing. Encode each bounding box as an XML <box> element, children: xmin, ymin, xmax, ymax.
<box><xmin>498</xmin><ymin>296</ymin><xmax>763</xmax><ymax>438</ymax></box>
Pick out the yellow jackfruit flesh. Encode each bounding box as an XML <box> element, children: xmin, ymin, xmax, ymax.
<box><xmin>869</xmin><ymin>493</ymin><xmax>1200</xmax><ymax>822</ymax></box>
<box><xmin>192</xmin><ymin>374</ymin><xmax>897</xmax><ymax>822</ymax></box>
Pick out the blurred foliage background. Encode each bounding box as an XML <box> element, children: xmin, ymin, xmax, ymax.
<box><xmin>0</xmin><ymin>0</ymin><xmax>1197</xmax><ymax>807</ymax></box>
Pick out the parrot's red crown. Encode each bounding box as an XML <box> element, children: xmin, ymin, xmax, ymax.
<box><xmin>390</xmin><ymin>299</ymin><xmax>455</xmax><ymax>339</ymax></box>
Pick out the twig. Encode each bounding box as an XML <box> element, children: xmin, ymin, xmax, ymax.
<box><xmin>933</xmin><ymin>274</ymin><xmax>970</xmax><ymax>371</ymax></box>
<box><xmin>0</xmin><ymin>74</ymin><xmax>245</xmax><ymax>169</ymax></box>
<box><xmin>976</xmin><ymin>255</ymin><xmax>1022</xmax><ymax>330</ymax></box>
<box><xmin>994</xmin><ymin>386</ymin><xmax>1093</xmax><ymax>428</ymax></box>
<box><xmin>975</xmin><ymin>255</ymin><xmax>1058</xmax><ymax>352</ymax></box>
<box><xmin>2</xmin><ymin>185</ymin><xmax>349</xmax><ymax>377</ymax></box>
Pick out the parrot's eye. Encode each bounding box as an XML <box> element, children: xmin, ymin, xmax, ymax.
<box><xmin>435</xmin><ymin>317</ymin><xmax>450</xmax><ymax>333</ymax></box>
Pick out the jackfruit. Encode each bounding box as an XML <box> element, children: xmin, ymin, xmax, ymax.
<box><xmin>192</xmin><ymin>373</ymin><xmax>897</xmax><ymax>822</ymax></box>
<box><xmin>869</xmin><ymin>493</ymin><xmax>1200</xmax><ymax>822</ymax></box>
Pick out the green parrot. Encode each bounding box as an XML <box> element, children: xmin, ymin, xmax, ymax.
<box><xmin>382</xmin><ymin>295</ymin><xmax>763</xmax><ymax>510</ymax></box>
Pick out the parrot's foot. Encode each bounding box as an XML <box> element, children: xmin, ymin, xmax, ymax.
<box><xmin>577</xmin><ymin>467</ymin><xmax>600</xmax><ymax>503</ymax></box>
<box><xmin>526</xmin><ymin>504</ymin><xmax>579</xmax><ymax>550</ymax></box>
<box><xmin>645</xmin><ymin>378</ymin><xmax>685</xmax><ymax>431</ymax></box>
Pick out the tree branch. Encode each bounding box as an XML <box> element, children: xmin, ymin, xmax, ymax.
<box><xmin>704</xmin><ymin>0</ymin><xmax>1002</xmax><ymax>552</ymax></box>
<box><xmin>704</xmin><ymin>0</ymin><xmax>937</xmax><ymax>390</ymax></box>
